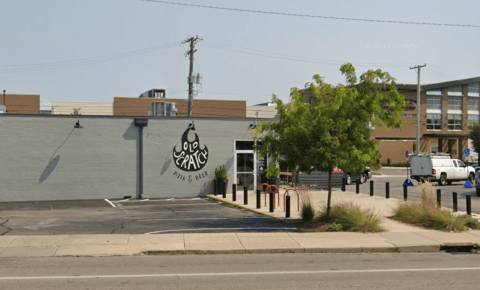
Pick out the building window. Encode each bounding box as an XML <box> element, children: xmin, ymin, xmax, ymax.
<box><xmin>427</xmin><ymin>113</ymin><xmax>442</xmax><ymax>130</ymax></box>
<box><xmin>468</xmin><ymin>83</ymin><xmax>479</xmax><ymax>97</ymax></box>
<box><xmin>427</xmin><ymin>96</ymin><xmax>442</xmax><ymax>110</ymax></box>
<box><xmin>468</xmin><ymin>114</ymin><xmax>479</xmax><ymax>125</ymax></box>
<box><xmin>427</xmin><ymin>90</ymin><xmax>442</xmax><ymax>96</ymax></box>
<box><xmin>448</xmin><ymin>85</ymin><xmax>463</xmax><ymax>96</ymax></box>
<box><xmin>448</xmin><ymin>114</ymin><xmax>462</xmax><ymax>130</ymax></box>
<box><xmin>448</xmin><ymin>96</ymin><xmax>462</xmax><ymax>111</ymax></box>
<box><xmin>431</xmin><ymin>145</ymin><xmax>439</xmax><ymax>153</ymax></box>
<box><xmin>468</xmin><ymin>96</ymin><xmax>480</xmax><ymax>111</ymax></box>
<box><xmin>468</xmin><ymin>95</ymin><xmax>480</xmax><ymax>125</ymax></box>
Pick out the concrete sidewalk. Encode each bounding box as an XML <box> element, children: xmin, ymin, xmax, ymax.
<box><xmin>2</xmin><ymin>230</ymin><xmax>480</xmax><ymax>257</ymax></box>
<box><xmin>1</xmin><ymin>189</ymin><xmax>480</xmax><ymax>258</ymax></box>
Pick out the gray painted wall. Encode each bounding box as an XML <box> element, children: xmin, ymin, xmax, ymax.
<box><xmin>0</xmin><ymin>115</ymin><xmax>257</xmax><ymax>202</ymax></box>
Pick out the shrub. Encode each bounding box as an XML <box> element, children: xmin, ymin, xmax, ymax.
<box><xmin>266</xmin><ymin>161</ymin><xmax>280</xmax><ymax>179</ymax></box>
<box><xmin>298</xmin><ymin>186</ymin><xmax>315</xmax><ymax>222</ymax></box>
<box><xmin>328</xmin><ymin>222</ymin><xmax>343</xmax><ymax>232</ymax></box>
<box><xmin>417</xmin><ymin>181</ymin><xmax>436</xmax><ymax>209</ymax></box>
<box><xmin>387</xmin><ymin>158</ymin><xmax>391</xmax><ymax>165</ymax></box>
<box><xmin>392</xmin><ymin>180</ymin><xmax>473</xmax><ymax>232</ymax></box>
<box><xmin>463</xmin><ymin>216</ymin><xmax>480</xmax><ymax>229</ymax></box>
<box><xmin>214</xmin><ymin>165</ymin><xmax>228</xmax><ymax>180</ymax></box>
<box><xmin>392</xmin><ymin>201</ymin><xmax>430</xmax><ymax>226</ymax></box>
<box><xmin>317</xmin><ymin>202</ymin><xmax>385</xmax><ymax>233</ymax></box>
<box><xmin>432</xmin><ymin>210</ymin><xmax>466</xmax><ymax>232</ymax></box>
<box><xmin>301</xmin><ymin>204</ymin><xmax>315</xmax><ymax>222</ymax></box>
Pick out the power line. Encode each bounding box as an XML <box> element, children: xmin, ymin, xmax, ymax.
<box><xmin>0</xmin><ymin>41</ymin><xmax>182</xmax><ymax>74</ymax></box>
<box><xmin>202</xmin><ymin>40</ymin><xmax>410</xmax><ymax>68</ymax></box>
<box><xmin>141</xmin><ymin>0</ymin><xmax>480</xmax><ymax>28</ymax></box>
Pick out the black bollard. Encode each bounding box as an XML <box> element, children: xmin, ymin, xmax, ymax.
<box><xmin>403</xmin><ymin>184</ymin><xmax>407</xmax><ymax>201</ymax></box>
<box><xmin>269</xmin><ymin>191</ymin><xmax>274</xmax><ymax>212</ymax></box>
<box><xmin>244</xmin><ymin>186</ymin><xmax>248</xmax><ymax>205</ymax></box>
<box><xmin>467</xmin><ymin>195</ymin><xmax>472</xmax><ymax>215</ymax></box>
<box><xmin>385</xmin><ymin>182</ymin><xmax>389</xmax><ymax>199</ymax></box>
<box><xmin>370</xmin><ymin>180</ymin><xmax>374</xmax><ymax>196</ymax></box>
<box><xmin>356</xmin><ymin>178</ymin><xmax>360</xmax><ymax>194</ymax></box>
<box><xmin>256</xmin><ymin>189</ymin><xmax>261</xmax><ymax>209</ymax></box>
<box><xmin>477</xmin><ymin>184</ymin><xmax>480</xmax><ymax>197</ymax></box>
<box><xmin>214</xmin><ymin>179</ymin><xmax>217</xmax><ymax>196</ymax></box>
<box><xmin>341</xmin><ymin>177</ymin><xmax>346</xmax><ymax>192</ymax></box>
<box><xmin>286</xmin><ymin>195</ymin><xmax>291</xmax><ymax>218</ymax></box>
<box><xmin>222</xmin><ymin>181</ymin><xmax>227</xmax><ymax>198</ymax></box>
<box><xmin>453</xmin><ymin>192</ymin><xmax>458</xmax><ymax>212</ymax></box>
<box><xmin>436</xmin><ymin>189</ymin><xmax>441</xmax><ymax>208</ymax></box>
<box><xmin>232</xmin><ymin>184</ymin><xmax>237</xmax><ymax>202</ymax></box>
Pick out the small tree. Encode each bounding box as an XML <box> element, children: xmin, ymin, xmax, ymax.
<box><xmin>469</xmin><ymin>123</ymin><xmax>480</xmax><ymax>155</ymax></box>
<box><xmin>71</xmin><ymin>108</ymin><xmax>81</xmax><ymax>115</ymax></box>
<box><xmin>254</xmin><ymin>63</ymin><xmax>406</xmax><ymax>221</ymax></box>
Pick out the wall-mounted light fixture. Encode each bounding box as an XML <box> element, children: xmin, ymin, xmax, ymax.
<box><xmin>74</xmin><ymin>120</ymin><xmax>83</xmax><ymax>129</ymax></box>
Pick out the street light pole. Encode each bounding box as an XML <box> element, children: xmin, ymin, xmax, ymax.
<box><xmin>410</xmin><ymin>64</ymin><xmax>426</xmax><ymax>154</ymax></box>
<box><xmin>2</xmin><ymin>90</ymin><xmax>5</xmax><ymax>106</ymax></box>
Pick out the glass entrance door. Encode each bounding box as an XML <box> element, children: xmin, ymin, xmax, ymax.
<box><xmin>236</xmin><ymin>152</ymin><xmax>256</xmax><ymax>191</ymax></box>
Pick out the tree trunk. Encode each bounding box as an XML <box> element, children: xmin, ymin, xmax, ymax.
<box><xmin>326</xmin><ymin>166</ymin><xmax>333</xmax><ymax>223</ymax></box>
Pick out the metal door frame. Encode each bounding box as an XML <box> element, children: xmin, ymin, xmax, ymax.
<box><xmin>234</xmin><ymin>140</ymin><xmax>257</xmax><ymax>192</ymax></box>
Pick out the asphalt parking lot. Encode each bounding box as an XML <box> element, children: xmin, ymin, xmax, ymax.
<box><xmin>0</xmin><ymin>197</ymin><xmax>295</xmax><ymax>236</ymax></box>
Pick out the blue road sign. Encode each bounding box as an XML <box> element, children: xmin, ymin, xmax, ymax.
<box><xmin>465</xmin><ymin>148</ymin><xmax>470</xmax><ymax>157</ymax></box>
<box><xmin>406</xmin><ymin>151</ymin><xmax>409</xmax><ymax>158</ymax></box>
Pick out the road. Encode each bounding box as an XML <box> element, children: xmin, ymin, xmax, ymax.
<box><xmin>350</xmin><ymin>167</ymin><xmax>480</xmax><ymax>214</ymax></box>
<box><xmin>1</xmin><ymin>253</ymin><xmax>480</xmax><ymax>289</ymax></box>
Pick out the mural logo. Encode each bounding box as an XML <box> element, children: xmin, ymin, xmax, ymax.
<box><xmin>173</xmin><ymin>122</ymin><xmax>209</xmax><ymax>172</ymax></box>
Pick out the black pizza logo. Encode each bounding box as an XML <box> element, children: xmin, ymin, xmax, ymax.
<box><xmin>173</xmin><ymin>124</ymin><xmax>208</xmax><ymax>172</ymax></box>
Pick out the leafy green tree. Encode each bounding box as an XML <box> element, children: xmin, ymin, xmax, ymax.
<box><xmin>469</xmin><ymin>123</ymin><xmax>480</xmax><ymax>155</ymax></box>
<box><xmin>254</xmin><ymin>63</ymin><xmax>406</xmax><ymax>221</ymax></box>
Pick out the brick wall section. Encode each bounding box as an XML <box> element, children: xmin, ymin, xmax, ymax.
<box><xmin>377</xmin><ymin>140</ymin><xmax>415</xmax><ymax>164</ymax></box>
<box><xmin>0</xmin><ymin>94</ymin><xmax>40</xmax><ymax>114</ymax></box>
<box><xmin>113</xmin><ymin>97</ymin><xmax>246</xmax><ymax>117</ymax></box>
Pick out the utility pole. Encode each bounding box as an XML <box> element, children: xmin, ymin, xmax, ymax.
<box><xmin>183</xmin><ymin>36</ymin><xmax>202</xmax><ymax>117</ymax></box>
<box><xmin>410</xmin><ymin>64</ymin><xmax>426</xmax><ymax>154</ymax></box>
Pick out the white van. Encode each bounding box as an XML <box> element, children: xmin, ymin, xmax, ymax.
<box><xmin>411</xmin><ymin>153</ymin><xmax>475</xmax><ymax>186</ymax></box>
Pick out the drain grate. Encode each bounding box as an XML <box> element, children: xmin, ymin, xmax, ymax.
<box><xmin>441</xmin><ymin>243</ymin><xmax>478</xmax><ymax>253</ymax></box>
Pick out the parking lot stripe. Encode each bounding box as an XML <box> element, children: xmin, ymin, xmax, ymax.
<box><xmin>137</xmin><ymin>217</ymin><xmax>270</xmax><ymax>222</ymax></box>
<box><xmin>104</xmin><ymin>199</ymin><xmax>116</xmax><ymax>208</ymax></box>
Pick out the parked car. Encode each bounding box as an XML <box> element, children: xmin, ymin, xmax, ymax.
<box><xmin>345</xmin><ymin>166</ymin><xmax>372</xmax><ymax>185</ymax></box>
<box><xmin>411</xmin><ymin>153</ymin><xmax>475</xmax><ymax>185</ymax></box>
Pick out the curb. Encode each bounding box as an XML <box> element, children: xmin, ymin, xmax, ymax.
<box><xmin>141</xmin><ymin>245</ymin><xmax>443</xmax><ymax>256</ymax></box>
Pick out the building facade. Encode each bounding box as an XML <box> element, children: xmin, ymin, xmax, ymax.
<box><xmin>113</xmin><ymin>97</ymin><xmax>246</xmax><ymax>118</ymax></box>
<box><xmin>299</xmin><ymin>77</ymin><xmax>480</xmax><ymax>164</ymax></box>
<box><xmin>0</xmin><ymin>114</ymin><xmax>267</xmax><ymax>202</ymax></box>
<box><xmin>0</xmin><ymin>94</ymin><xmax>40</xmax><ymax>114</ymax></box>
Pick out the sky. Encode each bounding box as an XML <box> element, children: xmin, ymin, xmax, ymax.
<box><xmin>0</xmin><ymin>0</ymin><xmax>479</xmax><ymax>105</ymax></box>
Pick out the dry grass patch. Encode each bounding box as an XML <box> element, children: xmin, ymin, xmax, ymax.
<box><xmin>317</xmin><ymin>202</ymin><xmax>385</xmax><ymax>233</ymax></box>
<box><xmin>392</xmin><ymin>181</ymin><xmax>478</xmax><ymax>232</ymax></box>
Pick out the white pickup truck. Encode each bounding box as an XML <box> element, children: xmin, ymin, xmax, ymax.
<box><xmin>411</xmin><ymin>154</ymin><xmax>475</xmax><ymax>186</ymax></box>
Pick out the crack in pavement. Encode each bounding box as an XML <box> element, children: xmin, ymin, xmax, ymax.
<box><xmin>0</xmin><ymin>219</ymin><xmax>12</xmax><ymax>236</ymax></box>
